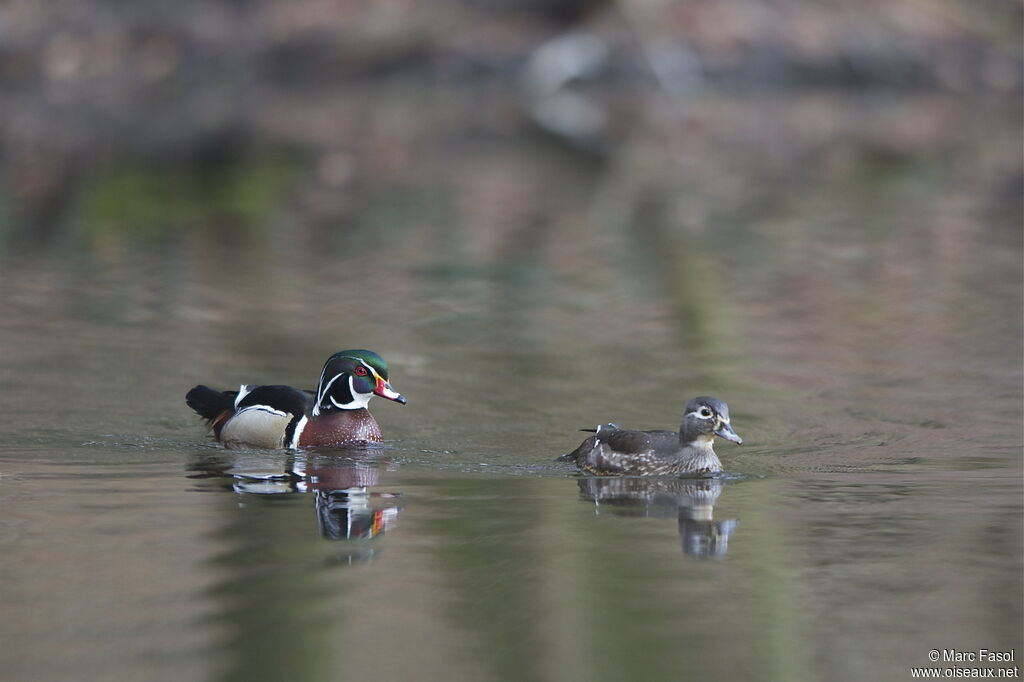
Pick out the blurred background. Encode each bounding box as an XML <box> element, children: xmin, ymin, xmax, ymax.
<box><xmin>2</xmin><ymin>0</ymin><xmax>1020</xmax><ymax>253</ymax></box>
<box><xmin>0</xmin><ymin>2</ymin><xmax>1020</xmax><ymax>682</ymax></box>
<box><xmin>1</xmin><ymin>0</ymin><xmax>1019</xmax><ymax>423</ymax></box>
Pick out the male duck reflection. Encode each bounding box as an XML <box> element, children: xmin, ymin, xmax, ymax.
<box><xmin>558</xmin><ymin>396</ymin><xmax>742</xmax><ymax>476</ymax></box>
<box><xmin>186</xmin><ymin>350</ymin><xmax>406</xmax><ymax>449</ymax></box>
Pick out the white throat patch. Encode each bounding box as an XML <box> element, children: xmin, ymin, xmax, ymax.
<box><xmin>319</xmin><ymin>375</ymin><xmax>372</xmax><ymax>412</ymax></box>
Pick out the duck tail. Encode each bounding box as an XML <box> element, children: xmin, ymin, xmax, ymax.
<box><xmin>186</xmin><ymin>385</ymin><xmax>235</xmax><ymax>422</ymax></box>
<box><xmin>579</xmin><ymin>422</ymin><xmax>619</xmax><ymax>434</ymax></box>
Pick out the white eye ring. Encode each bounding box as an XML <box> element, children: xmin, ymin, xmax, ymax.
<box><xmin>699</xmin><ymin>407</ymin><xmax>713</xmax><ymax>418</ymax></box>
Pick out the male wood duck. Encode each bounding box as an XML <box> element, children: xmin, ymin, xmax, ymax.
<box><xmin>186</xmin><ymin>350</ymin><xmax>406</xmax><ymax>449</ymax></box>
<box><xmin>557</xmin><ymin>396</ymin><xmax>742</xmax><ymax>476</ymax></box>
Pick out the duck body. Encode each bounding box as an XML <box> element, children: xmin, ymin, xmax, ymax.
<box><xmin>186</xmin><ymin>350</ymin><xmax>405</xmax><ymax>449</ymax></box>
<box><xmin>558</xmin><ymin>397</ymin><xmax>742</xmax><ymax>476</ymax></box>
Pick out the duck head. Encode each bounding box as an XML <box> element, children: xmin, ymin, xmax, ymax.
<box><xmin>679</xmin><ymin>396</ymin><xmax>742</xmax><ymax>447</ymax></box>
<box><xmin>313</xmin><ymin>349</ymin><xmax>406</xmax><ymax>416</ymax></box>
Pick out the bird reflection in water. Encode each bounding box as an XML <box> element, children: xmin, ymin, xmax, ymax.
<box><xmin>189</xmin><ymin>449</ymin><xmax>402</xmax><ymax>544</ymax></box>
<box><xmin>577</xmin><ymin>477</ymin><xmax>738</xmax><ymax>559</ymax></box>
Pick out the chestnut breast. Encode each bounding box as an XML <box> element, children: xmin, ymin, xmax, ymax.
<box><xmin>298</xmin><ymin>408</ymin><xmax>383</xmax><ymax>447</ymax></box>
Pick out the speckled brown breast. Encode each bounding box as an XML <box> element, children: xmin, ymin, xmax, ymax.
<box><xmin>297</xmin><ymin>408</ymin><xmax>383</xmax><ymax>447</ymax></box>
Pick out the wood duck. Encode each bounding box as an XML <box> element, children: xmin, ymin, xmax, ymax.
<box><xmin>186</xmin><ymin>350</ymin><xmax>406</xmax><ymax>449</ymax></box>
<box><xmin>558</xmin><ymin>396</ymin><xmax>742</xmax><ymax>476</ymax></box>
<box><xmin>575</xmin><ymin>477</ymin><xmax>739</xmax><ymax>558</ymax></box>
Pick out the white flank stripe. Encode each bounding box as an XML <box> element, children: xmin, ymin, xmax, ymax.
<box><xmin>236</xmin><ymin>404</ymin><xmax>288</xmax><ymax>418</ymax></box>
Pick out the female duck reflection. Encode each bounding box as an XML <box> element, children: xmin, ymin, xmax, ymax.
<box><xmin>189</xmin><ymin>449</ymin><xmax>402</xmax><ymax>543</ymax></box>
<box><xmin>576</xmin><ymin>477</ymin><xmax>739</xmax><ymax>559</ymax></box>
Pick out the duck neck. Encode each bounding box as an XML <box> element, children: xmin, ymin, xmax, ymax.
<box><xmin>677</xmin><ymin>434</ymin><xmax>721</xmax><ymax>472</ymax></box>
<box><xmin>679</xmin><ymin>432</ymin><xmax>715</xmax><ymax>452</ymax></box>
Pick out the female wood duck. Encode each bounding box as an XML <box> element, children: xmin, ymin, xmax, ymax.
<box><xmin>558</xmin><ymin>396</ymin><xmax>742</xmax><ymax>476</ymax></box>
<box><xmin>186</xmin><ymin>349</ymin><xmax>406</xmax><ymax>449</ymax></box>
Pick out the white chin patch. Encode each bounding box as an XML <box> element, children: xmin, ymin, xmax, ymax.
<box><xmin>330</xmin><ymin>394</ymin><xmax>371</xmax><ymax>410</ymax></box>
<box><xmin>314</xmin><ymin>373</ymin><xmax>374</xmax><ymax>414</ymax></box>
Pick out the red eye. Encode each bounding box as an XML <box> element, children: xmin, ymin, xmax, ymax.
<box><xmin>354</xmin><ymin>366</ymin><xmax>369</xmax><ymax>377</ymax></box>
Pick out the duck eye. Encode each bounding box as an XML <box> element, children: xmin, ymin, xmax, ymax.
<box><xmin>354</xmin><ymin>366</ymin><xmax>369</xmax><ymax>377</ymax></box>
<box><xmin>700</xmin><ymin>407</ymin><xmax>713</xmax><ymax>418</ymax></box>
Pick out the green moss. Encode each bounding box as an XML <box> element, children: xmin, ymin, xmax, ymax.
<box><xmin>78</xmin><ymin>156</ymin><xmax>298</xmax><ymax>248</ymax></box>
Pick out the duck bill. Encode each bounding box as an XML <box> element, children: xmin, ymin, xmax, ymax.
<box><xmin>374</xmin><ymin>376</ymin><xmax>407</xmax><ymax>404</ymax></box>
<box><xmin>715</xmin><ymin>422</ymin><xmax>742</xmax><ymax>444</ymax></box>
